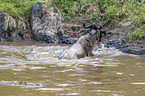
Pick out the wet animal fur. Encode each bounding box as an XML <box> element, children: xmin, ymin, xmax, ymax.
<box><xmin>58</xmin><ymin>25</ymin><xmax>101</xmax><ymax>59</ymax></box>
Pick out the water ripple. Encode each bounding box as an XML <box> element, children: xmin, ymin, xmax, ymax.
<box><xmin>0</xmin><ymin>80</ymin><xmax>43</xmax><ymax>88</ymax></box>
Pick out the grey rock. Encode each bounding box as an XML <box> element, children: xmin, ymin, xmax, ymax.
<box><xmin>0</xmin><ymin>12</ymin><xmax>31</xmax><ymax>42</ymax></box>
<box><xmin>31</xmin><ymin>2</ymin><xmax>67</xmax><ymax>44</ymax></box>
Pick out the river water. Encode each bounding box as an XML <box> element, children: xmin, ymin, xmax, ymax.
<box><xmin>0</xmin><ymin>41</ymin><xmax>145</xmax><ymax>96</ymax></box>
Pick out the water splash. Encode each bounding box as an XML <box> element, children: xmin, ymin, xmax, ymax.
<box><xmin>0</xmin><ymin>44</ymin><xmax>122</xmax><ymax>69</ymax></box>
<box><xmin>93</xmin><ymin>44</ymin><xmax>122</xmax><ymax>57</ymax></box>
<box><xmin>0</xmin><ymin>80</ymin><xmax>43</xmax><ymax>88</ymax></box>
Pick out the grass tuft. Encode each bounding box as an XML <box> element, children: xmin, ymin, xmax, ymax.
<box><xmin>0</xmin><ymin>0</ymin><xmax>145</xmax><ymax>40</ymax></box>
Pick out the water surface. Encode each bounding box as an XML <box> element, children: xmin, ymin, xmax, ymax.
<box><xmin>0</xmin><ymin>41</ymin><xmax>145</xmax><ymax>96</ymax></box>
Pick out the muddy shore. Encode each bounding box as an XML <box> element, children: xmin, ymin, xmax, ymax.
<box><xmin>100</xmin><ymin>26</ymin><xmax>145</xmax><ymax>55</ymax></box>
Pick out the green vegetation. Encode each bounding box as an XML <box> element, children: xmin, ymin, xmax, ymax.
<box><xmin>0</xmin><ymin>0</ymin><xmax>145</xmax><ymax>40</ymax></box>
<box><xmin>0</xmin><ymin>0</ymin><xmax>38</xmax><ymax>21</ymax></box>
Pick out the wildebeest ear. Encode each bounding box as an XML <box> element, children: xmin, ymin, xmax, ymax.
<box><xmin>99</xmin><ymin>31</ymin><xmax>106</xmax><ymax>42</ymax></box>
<box><xmin>101</xmin><ymin>31</ymin><xmax>106</xmax><ymax>37</ymax></box>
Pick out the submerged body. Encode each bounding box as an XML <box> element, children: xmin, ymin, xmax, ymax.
<box><xmin>59</xmin><ymin>36</ymin><xmax>86</xmax><ymax>59</ymax></box>
<box><xmin>58</xmin><ymin>28</ymin><xmax>101</xmax><ymax>59</ymax></box>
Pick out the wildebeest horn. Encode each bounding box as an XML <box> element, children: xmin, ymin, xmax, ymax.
<box><xmin>94</xmin><ymin>24</ymin><xmax>102</xmax><ymax>29</ymax></box>
<box><xmin>83</xmin><ymin>23</ymin><xmax>93</xmax><ymax>28</ymax></box>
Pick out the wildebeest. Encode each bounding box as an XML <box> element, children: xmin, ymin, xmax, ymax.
<box><xmin>58</xmin><ymin>23</ymin><xmax>103</xmax><ymax>59</ymax></box>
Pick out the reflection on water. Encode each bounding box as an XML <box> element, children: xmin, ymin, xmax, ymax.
<box><xmin>0</xmin><ymin>41</ymin><xmax>145</xmax><ymax>96</ymax></box>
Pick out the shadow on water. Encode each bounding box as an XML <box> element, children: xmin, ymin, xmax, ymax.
<box><xmin>0</xmin><ymin>41</ymin><xmax>145</xmax><ymax>96</ymax></box>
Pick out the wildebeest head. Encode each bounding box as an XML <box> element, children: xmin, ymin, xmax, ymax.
<box><xmin>83</xmin><ymin>23</ymin><xmax>105</xmax><ymax>42</ymax></box>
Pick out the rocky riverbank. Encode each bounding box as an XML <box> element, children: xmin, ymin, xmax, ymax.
<box><xmin>101</xmin><ymin>25</ymin><xmax>145</xmax><ymax>55</ymax></box>
<box><xmin>0</xmin><ymin>2</ymin><xmax>145</xmax><ymax>55</ymax></box>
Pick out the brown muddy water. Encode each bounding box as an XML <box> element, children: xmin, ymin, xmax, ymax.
<box><xmin>0</xmin><ymin>41</ymin><xmax>145</xmax><ymax>96</ymax></box>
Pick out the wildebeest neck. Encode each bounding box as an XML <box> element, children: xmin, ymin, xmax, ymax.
<box><xmin>84</xmin><ymin>30</ymin><xmax>97</xmax><ymax>47</ymax></box>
